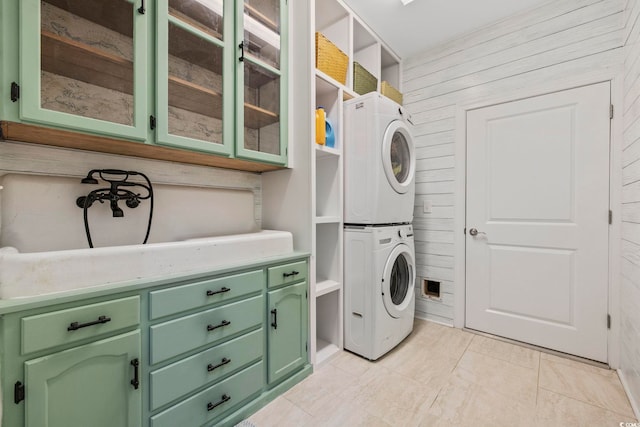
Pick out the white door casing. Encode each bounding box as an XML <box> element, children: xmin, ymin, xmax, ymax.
<box><xmin>465</xmin><ymin>82</ymin><xmax>610</xmax><ymax>362</ymax></box>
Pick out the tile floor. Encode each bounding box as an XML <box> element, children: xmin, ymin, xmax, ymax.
<box><xmin>246</xmin><ymin>319</ymin><xmax>639</xmax><ymax>426</ymax></box>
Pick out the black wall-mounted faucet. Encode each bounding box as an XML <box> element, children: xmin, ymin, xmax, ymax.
<box><xmin>76</xmin><ymin>169</ymin><xmax>154</xmax><ymax>248</ymax></box>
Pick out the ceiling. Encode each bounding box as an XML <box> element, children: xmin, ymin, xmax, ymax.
<box><xmin>341</xmin><ymin>0</ymin><xmax>552</xmax><ymax>58</ymax></box>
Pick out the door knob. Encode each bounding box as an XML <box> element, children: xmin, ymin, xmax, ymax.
<box><xmin>469</xmin><ymin>228</ymin><xmax>486</xmax><ymax>237</ymax></box>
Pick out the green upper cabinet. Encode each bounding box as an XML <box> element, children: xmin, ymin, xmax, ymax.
<box><xmin>155</xmin><ymin>0</ymin><xmax>234</xmax><ymax>156</ymax></box>
<box><xmin>235</xmin><ymin>0</ymin><xmax>288</xmax><ymax>165</ymax></box>
<box><xmin>11</xmin><ymin>0</ymin><xmax>288</xmax><ymax>168</ymax></box>
<box><xmin>19</xmin><ymin>0</ymin><xmax>149</xmax><ymax>141</ymax></box>
<box><xmin>156</xmin><ymin>0</ymin><xmax>288</xmax><ymax>164</ymax></box>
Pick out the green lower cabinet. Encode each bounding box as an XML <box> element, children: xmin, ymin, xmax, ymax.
<box><xmin>150</xmin><ymin>361</ymin><xmax>264</xmax><ymax>427</ymax></box>
<box><xmin>24</xmin><ymin>330</ymin><xmax>141</xmax><ymax>427</ymax></box>
<box><xmin>149</xmin><ymin>328</ymin><xmax>263</xmax><ymax>410</ymax></box>
<box><xmin>267</xmin><ymin>281</ymin><xmax>308</xmax><ymax>384</ymax></box>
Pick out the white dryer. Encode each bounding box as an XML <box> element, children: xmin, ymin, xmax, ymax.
<box><xmin>344</xmin><ymin>224</ymin><xmax>416</xmax><ymax>360</ymax></box>
<box><xmin>344</xmin><ymin>93</ymin><xmax>416</xmax><ymax>225</ymax></box>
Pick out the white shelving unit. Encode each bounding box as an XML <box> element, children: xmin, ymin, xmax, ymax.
<box><xmin>311</xmin><ymin>69</ymin><xmax>344</xmax><ymax>365</ymax></box>
<box><xmin>262</xmin><ymin>0</ymin><xmax>402</xmax><ymax>369</ymax></box>
<box><xmin>310</xmin><ymin>0</ymin><xmax>402</xmax><ymax>367</ymax></box>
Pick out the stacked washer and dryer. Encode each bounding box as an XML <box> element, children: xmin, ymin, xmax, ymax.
<box><xmin>343</xmin><ymin>92</ymin><xmax>417</xmax><ymax>360</ymax></box>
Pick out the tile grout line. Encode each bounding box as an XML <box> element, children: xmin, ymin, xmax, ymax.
<box><xmin>538</xmin><ymin>386</ymin><xmax>639</xmax><ymax>421</ymax></box>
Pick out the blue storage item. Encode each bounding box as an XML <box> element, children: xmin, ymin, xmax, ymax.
<box><xmin>325</xmin><ymin>118</ymin><xmax>335</xmax><ymax>148</ymax></box>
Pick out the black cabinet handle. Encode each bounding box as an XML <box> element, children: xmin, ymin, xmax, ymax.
<box><xmin>67</xmin><ymin>315</ymin><xmax>111</xmax><ymax>331</ymax></box>
<box><xmin>271</xmin><ymin>309</ymin><xmax>277</xmax><ymax>329</ymax></box>
<box><xmin>207</xmin><ymin>394</ymin><xmax>231</xmax><ymax>411</ymax></box>
<box><xmin>206</xmin><ymin>286</ymin><xmax>230</xmax><ymax>296</ymax></box>
<box><xmin>239</xmin><ymin>41</ymin><xmax>245</xmax><ymax>62</ymax></box>
<box><xmin>207</xmin><ymin>320</ymin><xmax>231</xmax><ymax>332</ymax></box>
<box><xmin>207</xmin><ymin>357</ymin><xmax>231</xmax><ymax>372</ymax></box>
<box><xmin>130</xmin><ymin>358</ymin><xmax>140</xmax><ymax>390</ymax></box>
<box><xmin>283</xmin><ymin>271</ymin><xmax>299</xmax><ymax>278</ymax></box>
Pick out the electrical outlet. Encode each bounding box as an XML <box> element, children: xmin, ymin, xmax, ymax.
<box><xmin>423</xmin><ymin>200</ymin><xmax>432</xmax><ymax>214</ymax></box>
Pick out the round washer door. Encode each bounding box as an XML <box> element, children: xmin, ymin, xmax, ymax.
<box><xmin>382</xmin><ymin>120</ymin><xmax>415</xmax><ymax>194</ymax></box>
<box><xmin>382</xmin><ymin>243</ymin><xmax>416</xmax><ymax>318</ymax></box>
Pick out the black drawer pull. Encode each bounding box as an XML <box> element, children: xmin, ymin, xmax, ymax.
<box><xmin>206</xmin><ymin>286</ymin><xmax>230</xmax><ymax>296</ymax></box>
<box><xmin>283</xmin><ymin>271</ymin><xmax>299</xmax><ymax>278</ymax></box>
<box><xmin>207</xmin><ymin>394</ymin><xmax>231</xmax><ymax>411</ymax></box>
<box><xmin>207</xmin><ymin>357</ymin><xmax>231</xmax><ymax>372</ymax></box>
<box><xmin>207</xmin><ymin>320</ymin><xmax>231</xmax><ymax>331</ymax></box>
<box><xmin>67</xmin><ymin>315</ymin><xmax>111</xmax><ymax>331</ymax></box>
<box><xmin>271</xmin><ymin>308</ymin><xmax>278</xmax><ymax>329</ymax></box>
<box><xmin>130</xmin><ymin>358</ymin><xmax>140</xmax><ymax>390</ymax></box>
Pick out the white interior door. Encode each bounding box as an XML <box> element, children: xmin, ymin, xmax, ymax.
<box><xmin>465</xmin><ymin>82</ymin><xmax>610</xmax><ymax>362</ymax></box>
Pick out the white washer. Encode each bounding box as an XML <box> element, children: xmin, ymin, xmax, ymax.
<box><xmin>344</xmin><ymin>224</ymin><xmax>416</xmax><ymax>360</ymax></box>
<box><xmin>344</xmin><ymin>93</ymin><xmax>416</xmax><ymax>225</ymax></box>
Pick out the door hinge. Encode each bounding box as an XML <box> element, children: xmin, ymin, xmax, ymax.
<box><xmin>305</xmin><ymin>342</ymin><xmax>308</xmax><ymax>352</ymax></box>
<box><xmin>305</xmin><ymin>290</ymin><xmax>308</xmax><ymax>299</ymax></box>
<box><xmin>463</xmin><ymin>227</ymin><xmax>466</xmax><ymax>235</ymax></box>
<box><xmin>14</xmin><ymin>381</ymin><xmax>25</xmax><ymax>404</ymax></box>
<box><xmin>609</xmin><ymin>210</ymin><xmax>613</xmax><ymax>225</ymax></box>
<box><xmin>610</xmin><ymin>104</ymin><xmax>614</xmax><ymax>119</ymax></box>
<box><xmin>10</xmin><ymin>82</ymin><xmax>19</xmax><ymax>102</ymax></box>
<box><xmin>149</xmin><ymin>115</ymin><xmax>156</xmax><ymax>130</ymax></box>
<box><xmin>607</xmin><ymin>314</ymin><xmax>611</xmax><ymax>329</ymax></box>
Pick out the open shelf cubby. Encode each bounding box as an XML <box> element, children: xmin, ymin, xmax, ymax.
<box><xmin>316</xmin><ymin>291</ymin><xmax>342</xmax><ymax>364</ymax></box>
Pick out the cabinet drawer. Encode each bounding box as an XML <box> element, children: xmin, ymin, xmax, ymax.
<box><xmin>150</xmin><ymin>296</ymin><xmax>263</xmax><ymax>365</ymax></box>
<box><xmin>150</xmin><ymin>361</ymin><xmax>264</xmax><ymax>427</ymax></box>
<box><xmin>150</xmin><ymin>328</ymin><xmax>263</xmax><ymax>410</ymax></box>
<box><xmin>149</xmin><ymin>270</ymin><xmax>263</xmax><ymax>320</ymax></box>
<box><xmin>267</xmin><ymin>260</ymin><xmax>308</xmax><ymax>288</ymax></box>
<box><xmin>22</xmin><ymin>296</ymin><xmax>140</xmax><ymax>355</ymax></box>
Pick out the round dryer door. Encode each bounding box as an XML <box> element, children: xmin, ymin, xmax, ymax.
<box><xmin>382</xmin><ymin>120</ymin><xmax>415</xmax><ymax>194</ymax></box>
<box><xmin>382</xmin><ymin>244</ymin><xmax>416</xmax><ymax>318</ymax></box>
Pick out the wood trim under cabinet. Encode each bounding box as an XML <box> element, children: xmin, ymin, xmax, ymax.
<box><xmin>0</xmin><ymin>121</ymin><xmax>284</xmax><ymax>173</ymax></box>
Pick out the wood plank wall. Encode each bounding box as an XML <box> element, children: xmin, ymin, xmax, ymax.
<box><xmin>622</xmin><ymin>0</ymin><xmax>640</xmax><ymax>414</ymax></box>
<box><xmin>403</xmin><ymin>0</ymin><xmax>625</xmax><ymax>324</ymax></box>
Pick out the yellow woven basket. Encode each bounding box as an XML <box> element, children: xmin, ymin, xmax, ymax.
<box><xmin>381</xmin><ymin>81</ymin><xmax>403</xmax><ymax>105</ymax></box>
<box><xmin>315</xmin><ymin>32</ymin><xmax>348</xmax><ymax>85</ymax></box>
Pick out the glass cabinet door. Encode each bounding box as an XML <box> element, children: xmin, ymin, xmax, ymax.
<box><xmin>236</xmin><ymin>0</ymin><xmax>287</xmax><ymax>165</ymax></box>
<box><xmin>156</xmin><ymin>0</ymin><xmax>234</xmax><ymax>155</ymax></box>
<box><xmin>20</xmin><ymin>0</ymin><xmax>148</xmax><ymax>140</ymax></box>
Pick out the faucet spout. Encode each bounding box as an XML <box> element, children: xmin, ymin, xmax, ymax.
<box><xmin>76</xmin><ymin>169</ymin><xmax>154</xmax><ymax>248</ymax></box>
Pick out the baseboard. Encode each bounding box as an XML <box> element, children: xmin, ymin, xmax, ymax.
<box><xmin>618</xmin><ymin>368</ymin><xmax>640</xmax><ymax>421</ymax></box>
<box><xmin>414</xmin><ymin>310</ymin><xmax>454</xmax><ymax>327</ymax></box>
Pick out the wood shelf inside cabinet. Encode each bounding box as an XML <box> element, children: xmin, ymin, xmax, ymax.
<box><xmin>42</xmin><ymin>31</ymin><xmax>134</xmax><ymax>95</ymax></box>
<box><xmin>41</xmin><ymin>31</ymin><xmax>278</xmax><ymax>131</ymax></box>
<box><xmin>168</xmin><ymin>77</ymin><xmax>280</xmax><ymax>130</ymax></box>
<box><xmin>46</xmin><ymin>0</ymin><xmax>132</xmax><ymax>37</ymax></box>
<box><xmin>244</xmin><ymin>4</ymin><xmax>278</xmax><ymax>32</ymax></box>
<box><xmin>169</xmin><ymin>7</ymin><xmax>223</xmax><ymax>41</ymax></box>
<box><xmin>315</xmin><ymin>279</ymin><xmax>341</xmax><ymax>297</ymax></box>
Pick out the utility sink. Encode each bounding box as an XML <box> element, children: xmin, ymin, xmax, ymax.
<box><xmin>0</xmin><ymin>230</ymin><xmax>294</xmax><ymax>299</ymax></box>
